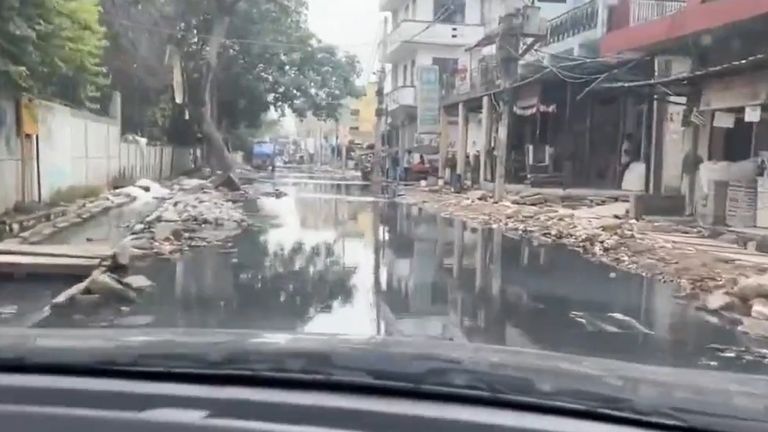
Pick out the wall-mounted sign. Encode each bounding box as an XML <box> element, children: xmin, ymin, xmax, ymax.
<box><xmin>416</xmin><ymin>65</ymin><xmax>440</xmax><ymax>134</ymax></box>
<box><xmin>713</xmin><ymin>111</ymin><xmax>736</xmax><ymax>128</ymax></box>
<box><xmin>18</xmin><ymin>96</ymin><xmax>38</xmax><ymax>136</ymax></box>
<box><xmin>745</xmin><ymin>105</ymin><xmax>762</xmax><ymax>123</ymax></box>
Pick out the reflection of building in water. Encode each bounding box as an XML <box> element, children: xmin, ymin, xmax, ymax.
<box><xmin>381</xmin><ymin>205</ymin><xmax>465</xmax><ymax>340</ymax></box>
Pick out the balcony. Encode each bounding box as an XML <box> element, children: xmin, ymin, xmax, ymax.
<box><xmin>442</xmin><ymin>60</ymin><xmax>502</xmax><ymax>105</ymax></box>
<box><xmin>630</xmin><ymin>0</ymin><xmax>686</xmax><ymax>26</ymax></box>
<box><xmin>382</xmin><ymin>20</ymin><xmax>485</xmax><ymax>63</ymax></box>
<box><xmin>545</xmin><ymin>0</ymin><xmax>600</xmax><ymax>47</ymax></box>
<box><xmin>387</xmin><ymin>86</ymin><xmax>416</xmax><ymax>111</ymax></box>
<box><xmin>541</xmin><ymin>0</ymin><xmax>608</xmax><ymax>60</ymax></box>
<box><xmin>379</xmin><ymin>0</ymin><xmax>407</xmax><ymax>12</ymax></box>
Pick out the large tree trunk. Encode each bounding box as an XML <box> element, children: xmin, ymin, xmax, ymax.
<box><xmin>198</xmin><ymin>1</ymin><xmax>240</xmax><ymax>173</ymax></box>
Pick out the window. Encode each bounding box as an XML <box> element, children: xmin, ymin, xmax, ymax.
<box><xmin>350</xmin><ymin>126</ymin><xmax>360</xmax><ymax>132</ymax></box>
<box><xmin>402</xmin><ymin>63</ymin><xmax>408</xmax><ymax>86</ymax></box>
<box><xmin>404</xmin><ymin>3</ymin><xmax>410</xmax><ymax>18</ymax></box>
<box><xmin>432</xmin><ymin>57</ymin><xmax>458</xmax><ymax>86</ymax></box>
<box><xmin>410</xmin><ymin>60</ymin><xmax>416</xmax><ymax>85</ymax></box>
<box><xmin>350</xmin><ymin>109</ymin><xmax>360</xmax><ymax>117</ymax></box>
<box><xmin>433</xmin><ymin>0</ymin><xmax>465</xmax><ymax>24</ymax></box>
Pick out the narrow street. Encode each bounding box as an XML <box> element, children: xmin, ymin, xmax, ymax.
<box><xmin>1</xmin><ymin>168</ymin><xmax>762</xmax><ymax>374</ymax></box>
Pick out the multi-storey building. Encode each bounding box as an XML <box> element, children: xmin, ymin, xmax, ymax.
<box><xmin>379</xmin><ymin>0</ymin><xmax>486</xmax><ymax>158</ymax></box>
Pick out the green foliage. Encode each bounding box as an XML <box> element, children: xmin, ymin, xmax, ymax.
<box><xmin>102</xmin><ymin>0</ymin><xmax>361</xmax><ymax>138</ymax></box>
<box><xmin>0</xmin><ymin>0</ymin><xmax>108</xmax><ymax>108</ymax></box>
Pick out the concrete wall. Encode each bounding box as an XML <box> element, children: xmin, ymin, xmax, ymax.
<box><xmin>0</xmin><ymin>99</ymin><xmax>21</xmax><ymax>213</ymax></box>
<box><xmin>0</xmin><ymin>96</ymin><xmax>173</xmax><ymax>214</ymax></box>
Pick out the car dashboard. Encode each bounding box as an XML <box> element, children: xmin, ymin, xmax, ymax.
<box><xmin>0</xmin><ymin>370</ymin><xmax>706</xmax><ymax>432</ymax></box>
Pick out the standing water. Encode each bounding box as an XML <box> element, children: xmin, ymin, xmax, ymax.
<box><xmin>36</xmin><ymin>171</ymin><xmax>768</xmax><ymax>373</ymax></box>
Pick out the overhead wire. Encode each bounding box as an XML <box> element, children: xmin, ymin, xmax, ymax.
<box><xmin>102</xmin><ymin>15</ymin><xmax>377</xmax><ymax>50</ymax></box>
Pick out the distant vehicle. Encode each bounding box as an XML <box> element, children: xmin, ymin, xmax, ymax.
<box><xmin>251</xmin><ymin>140</ymin><xmax>275</xmax><ymax>171</ymax></box>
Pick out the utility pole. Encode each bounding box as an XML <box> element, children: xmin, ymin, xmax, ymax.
<box><xmin>373</xmin><ymin>66</ymin><xmax>386</xmax><ymax>187</ymax></box>
<box><xmin>494</xmin><ymin>8</ymin><xmax>523</xmax><ymax>202</ymax></box>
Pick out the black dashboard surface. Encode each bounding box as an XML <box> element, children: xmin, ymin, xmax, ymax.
<box><xmin>0</xmin><ymin>372</ymin><xmax>661</xmax><ymax>432</ymax></box>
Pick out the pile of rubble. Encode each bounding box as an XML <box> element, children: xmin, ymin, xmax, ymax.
<box><xmin>119</xmin><ymin>175</ymin><xmax>250</xmax><ymax>258</ymax></box>
<box><xmin>407</xmin><ymin>187</ymin><xmax>768</xmax><ymax>336</ymax></box>
<box><xmin>406</xmin><ymin>188</ymin><xmax>762</xmax><ymax>293</ymax></box>
<box><xmin>51</xmin><ymin>268</ymin><xmax>155</xmax><ymax>311</ymax></box>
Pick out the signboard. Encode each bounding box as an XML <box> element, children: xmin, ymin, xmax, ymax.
<box><xmin>456</xmin><ymin>57</ymin><xmax>470</xmax><ymax>94</ymax></box>
<box><xmin>18</xmin><ymin>96</ymin><xmax>38</xmax><ymax>136</ymax></box>
<box><xmin>745</xmin><ymin>105</ymin><xmax>762</xmax><ymax>123</ymax></box>
<box><xmin>713</xmin><ymin>111</ymin><xmax>736</xmax><ymax>128</ymax></box>
<box><xmin>416</xmin><ymin>65</ymin><xmax>440</xmax><ymax>134</ymax></box>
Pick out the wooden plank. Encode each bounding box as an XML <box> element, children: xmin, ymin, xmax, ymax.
<box><xmin>0</xmin><ymin>255</ymin><xmax>99</xmax><ymax>276</ymax></box>
<box><xmin>0</xmin><ymin>244</ymin><xmax>112</xmax><ymax>260</ymax></box>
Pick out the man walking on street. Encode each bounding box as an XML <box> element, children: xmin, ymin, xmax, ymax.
<box><xmin>682</xmin><ymin>147</ymin><xmax>703</xmax><ymax>216</ymax></box>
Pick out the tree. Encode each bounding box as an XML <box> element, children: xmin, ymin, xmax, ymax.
<box><xmin>0</xmin><ymin>0</ymin><xmax>108</xmax><ymax>109</ymax></box>
<box><xmin>101</xmin><ymin>0</ymin><xmax>361</xmax><ymax>172</ymax></box>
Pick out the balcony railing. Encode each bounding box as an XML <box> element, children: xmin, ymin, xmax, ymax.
<box><xmin>387</xmin><ymin>86</ymin><xmax>416</xmax><ymax>110</ymax></box>
<box><xmin>442</xmin><ymin>59</ymin><xmax>502</xmax><ymax>101</ymax></box>
<box><xmin>544</xmin><ymin>0</ymin><xmax>599</xmax><ymax>46</ymax></box>
<box><xmin>630</xmin><ymin>0</ymin><xmax>686</xmax><ymax>26</ymax></box>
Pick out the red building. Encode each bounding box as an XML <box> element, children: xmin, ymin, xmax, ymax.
<box><xmin>602</xmin><ymin>0</ymin><xmax>768</xmax><ymax>56</ymax></box>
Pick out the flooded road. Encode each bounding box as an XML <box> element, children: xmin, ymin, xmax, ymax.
<box><xmin>36</xmin><ymin>171</ymin><xmax>768</xmax><ymax>373</ymax></box>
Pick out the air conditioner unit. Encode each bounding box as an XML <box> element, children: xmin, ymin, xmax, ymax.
<box><xmin>655</xmin><ymin>55</ymin><xmax>692</xmax><ymax>78</ymax></box>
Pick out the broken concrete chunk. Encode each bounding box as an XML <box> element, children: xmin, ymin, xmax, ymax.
<box><xmin>159</xmin><ymin>208</ymin><xmax>181</xmax><ymax>222</ymax></box>
<box><xmin>733</xmin><ymin>274</ymin><xmax>768</xmax><ymax>301</ymax></box>
<box><xmin>752</xmin><ymin>298</ymin><xmax>768</xmax><ymax>320</ymax></box>
<box><xmin>112</xmin><ymin>241</ymin><xmax>132</xmax><ymax>267</ymax></box>
<box><xmin>703</xmin><ymin>290</ymin><xmax>738</xmax><ymax>312</ymax></box>
<box><xmin>51</xmin><ymin>282</ymin><xmax>88</xmax><ymax>308</ymax></box>
<box><xmin>122</xmin><ymin>275</ymin><xmax>155</xmax><ymax>292</ymax></box>
<box><xmin>113</xmin><ymin>315</ymin><xmax>155</xmax><ymax>327</ymax></box>
<box><xmin>154</xmin><ymin>223</ymin><xmax>184</xmax><ymax>242</ymax></box>
<box><xmin>739</xmin><ymin>317</ymin><xmax>768</xmax><ymax>338</ymax></box>
<box><xmin>86</xmin><ymin>273</ymin><xmax>137</xmax><ymax>303</ymax></box>
<box><xmin>466</xmin><ymin>190</ymin><xmax>490</xmax><ymax>201</ymax></box>
<box><xmin>210</xmin><ymin>173</ymin><xmax>242</xmax><ymax>192</ymax></box>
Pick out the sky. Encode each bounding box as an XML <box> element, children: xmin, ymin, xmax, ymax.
<box><xmin>307</xmin><ymin>0</ymin><xmax>381</xmax><ymax>84</ymax></box>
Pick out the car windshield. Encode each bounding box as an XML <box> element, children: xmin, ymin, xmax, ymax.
<box><xmin>2</xmin><ymin>0</ymin><xmax>768</xmax><ymax>428</ymax></box>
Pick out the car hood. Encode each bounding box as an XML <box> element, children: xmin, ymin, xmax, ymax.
<box><xmin>0</xmin><ymin>328</ymin><xmax>765</xmax><ymax>425</ymax></box>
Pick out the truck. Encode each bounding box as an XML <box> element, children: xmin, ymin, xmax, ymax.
<box><xmin>251</xmin><ymin>140</ymin><xmax>276</xmax><ymax>171</ymax></box>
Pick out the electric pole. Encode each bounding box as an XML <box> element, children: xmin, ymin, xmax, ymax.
<box><xmin>373</xmin><ymin>66</ymin><xmax>386</xmax><ymax>187</ymax></box>
<box><xmin>494</xmin><ymin>8</ymin><xmax>523</xmax><ymax>202</ymax></box>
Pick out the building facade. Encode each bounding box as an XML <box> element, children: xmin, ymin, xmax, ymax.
<box><xmin>379</xmin><ymin>0</ymin><xmax>486</xmax><ymax>163</ymax></box>
<box><xmin>432</xmin><ymin>0</ymin><xmax>768</xmax><ymax>227</ymax></box>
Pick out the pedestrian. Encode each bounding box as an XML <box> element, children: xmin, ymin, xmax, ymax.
<box><xmin>404</xmin><ymin>150</ymin><xmax>413</xmax><ymax>181</ymax></box>
<box><xmin>681</xmin><ymin>147</ymin><xmax>703</xmax><ymax>216</ymax></box>
<box><xmin>619</xmin><ymin>133</ymin><xmax>635</xmax><ymax>183</ymax></box>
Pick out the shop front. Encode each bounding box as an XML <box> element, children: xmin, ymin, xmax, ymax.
<box><xmin>697</xmin><ymin>69</ymin><xmax>768</xmax><ymax>227</ymax></box>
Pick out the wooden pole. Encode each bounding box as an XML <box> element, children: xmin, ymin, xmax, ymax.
<box><xmin>480</xmin><ymin>95</ymin><xmax>492</xmax><ymax>187</ymax></box>
<box><xmin>495</xmin><ymin>100</ymin><xmax>510</xmax><ymax>201</ymax></box>
<box><xmin>457</xmin><ymin>102</ymin><xmax>468</xmax><ymax>182</ymax></box>
<box><xmin>439</xmin><ymin>108</ymin><xmax>449</xmax><ymax>184</ymax></box>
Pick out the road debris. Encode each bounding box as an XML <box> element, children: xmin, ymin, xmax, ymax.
<box><xmin>405</xmin><ymin>187</ymin><xmax>768</xmax><ymax>338</ymax></box>
<box><xmin>119</xmin><ymin>175</ymin><xmax>251</xmax><ymax>258</ymax></box>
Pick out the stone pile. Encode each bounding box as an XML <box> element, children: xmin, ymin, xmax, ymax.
<box><xmin>120</xmin><ymin>176</ymin><xmax>251</xmax><ymax>257</ymax></box>
<box><xmin>406</xmin><ymin>187</ymin><xmax>768</xmax><ymax>337</ymax></box>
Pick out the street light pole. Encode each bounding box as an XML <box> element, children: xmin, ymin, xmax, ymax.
<box><xmin>373</xmin><ymin>66</ymin><xmax>386</xmax><ymax>188</ymax></box>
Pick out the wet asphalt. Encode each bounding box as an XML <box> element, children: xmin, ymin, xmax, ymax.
<box><xmin>7</xmin><ymin>169</ymin><xmax>768</xmax><ymax>373</ymax></box>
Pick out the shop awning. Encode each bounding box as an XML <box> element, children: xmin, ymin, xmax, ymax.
<box><xmin>700</xmin><ymin>69</ymin><xmax>768</xmax><ymax>111</ymax></box>
<box><xmin>514</xmin><ymin>81</ymin><xmax>556</xmax><ymax>116</ymax></box>
<box><xmin>599</xmin><ymin>52</ymin><xmax>768</xmax><ymax>90</ymax></box>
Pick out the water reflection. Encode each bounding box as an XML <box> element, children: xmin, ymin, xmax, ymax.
<box><xmin>379</xmin><ymin>201</ymin><xmax>768</xmax><ymax>372</ymax></box>
<box><xmin>37</xmin><ymin>174</ymin><xmax>768</xmax><ymax>373</ymax></box>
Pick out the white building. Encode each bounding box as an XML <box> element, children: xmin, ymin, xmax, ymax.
<box><xmin>379</xmin><ymin>0</ymin><xmax>486</xmax><ymax>157</ymax></box>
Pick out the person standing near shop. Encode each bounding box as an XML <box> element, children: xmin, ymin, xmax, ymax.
<box><xmin>681</xmin><ymin>147</ymin><xmax>703</xmax><ymax>216</ymax></box>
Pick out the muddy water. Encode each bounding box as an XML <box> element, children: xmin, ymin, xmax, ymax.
<box><xmin>38</xmin><ymin>172</ymin><xmax>768</xmax><ymax>373</ymax></box>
